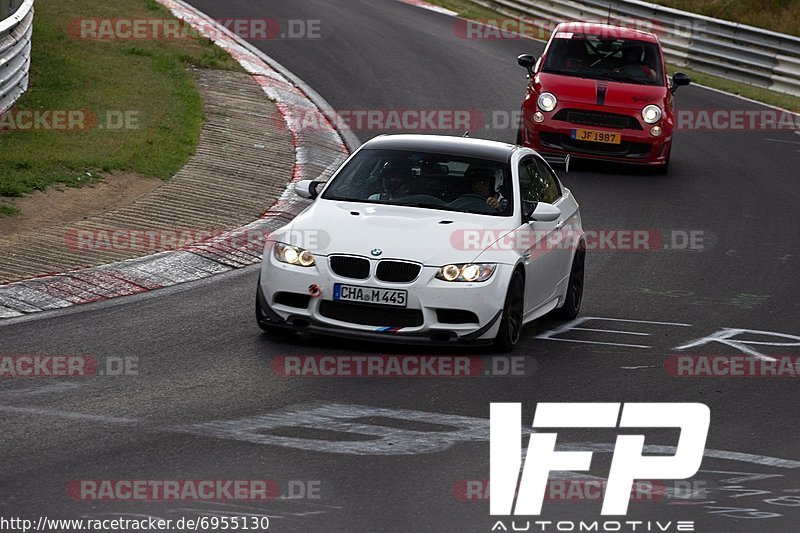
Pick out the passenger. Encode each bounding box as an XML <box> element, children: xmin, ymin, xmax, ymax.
<box><xmin>618</xmin><ymin>45</ymin><xmax>656</xmax><ymax>80</ymax></box>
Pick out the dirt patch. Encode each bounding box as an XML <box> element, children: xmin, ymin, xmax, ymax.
<box><xmin>0</xmin><ymin>171</ymin><xmax>164</xmax><ymax>236</ymax></box>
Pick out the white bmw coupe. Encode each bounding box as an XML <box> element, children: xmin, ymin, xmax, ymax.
<box><xmin>256</xmin><ymin>134</ymin><xmax>585</xmax><ymax>351</ymax></box>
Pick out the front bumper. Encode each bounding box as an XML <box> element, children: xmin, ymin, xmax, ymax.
<box><xmin>522</xmin><ymin>108</ymin><xmax>671</xmax><ymax>166</ymax></box>
<box><xmin>257</xmin><ymin>252</ymin><xmax>514</xmax><ymax>345</ymax></box>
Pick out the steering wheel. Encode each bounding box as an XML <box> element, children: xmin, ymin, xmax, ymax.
<box><xmin>458</xmin><ymin>193</ymin><xmax>486</xmax><ymax>201</ymax></box>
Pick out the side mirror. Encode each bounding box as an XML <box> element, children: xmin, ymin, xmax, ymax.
<box><xmin>294</xmin><ymin>180</ymin><xmax>325</xmax><ymax>199</ymax></box>
<box><xmin>670</xmin><ymin>72</ymin><xmax>691</xmax><ymax>93</ymax></box>
<box><xmin>517</xmin><ymin>54</ymin><xmax>537</xmax><ymax>77</ymax></box>
<box><xmin>522</xmin><ymin>200</ymin><xmax>536</xmax><ymax>221</ymax></box>
<box><xmin>529</xmin><ymin>202</ymin><xmax>561</xmax><ymax>223</ymax></box>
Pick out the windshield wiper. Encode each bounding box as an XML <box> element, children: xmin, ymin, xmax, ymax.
<box><xmin>323</xmin><ymin>199</ymin><xmax>494</xmax><ymax>216</ymax></box>
<box><xmin>542</xmin><ymin>68</ymin><xmax>588</xmax><ymax>78</ymax></box>
<box><xmin>595</xmin><ymin>73</ymin><xmax>648</xmax><ymax>85</ymax></box>
<box><xmin>395</xmin><ymin>202</ymin><xmax>473</xmax><ymax>214</ymax></box>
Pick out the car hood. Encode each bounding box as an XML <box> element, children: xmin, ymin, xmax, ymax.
<box><xmin>275</xmin><ymin>200</ymin><xmax>518</xmax><ymax>266</ymax></box>
<box><xmin>536</xmin><ymin>72</ymin><xmax>666</xmax><ymax>109</ymax></box>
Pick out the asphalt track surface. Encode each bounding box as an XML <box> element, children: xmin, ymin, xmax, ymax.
<box><xmin>1</xmin><ymin>0</ymin><xmax>799</xmax><ymax>531</ymax></box>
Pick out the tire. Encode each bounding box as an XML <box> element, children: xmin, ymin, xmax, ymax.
<box><xmin>494</xmin><ymin>271</ymin><xmax>525</xmax><ymax>352</ymax></box>
<box><xmin>255</xmin><ymin>275</ymin><xmax>296</xmax><ymax>337</ymax></box>
<box><xmin>553</xmin><ymin>246</ymin><xmax>585</xmax><ymax>320</ymax></box>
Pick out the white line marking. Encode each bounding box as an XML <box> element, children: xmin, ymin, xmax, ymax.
<box><xmin>565</xmin><ymin>441</ymin><xmax>800</xmax><ymax>469</ymax></box>
<box><xmin>0</xmin><ymin>405</ymin><xmax>136</xmax><ymax>424</ymax></box>
<box><xmin>698</xmin><ymin>470</ymin><xmax>782</xmax><ymax>483</ymax></box>
<box><xmin>178</xmin><ymin>403</ymin><xmax>800</xmax><ymax>472</ymax></box>
<box><xmin>181</xmin><ymin>502</ymin><xmax>274</xmax><ymax>511</ymax></box>
<box><xmin>5</xmin><ymin>400</ymin><xmax>800</xmax><ymax>488</ymax></box>
<box><xmin>573</xmin><ymin>327</ymin><xmax>651</xmax><ymax>336</ymax></box>
<box><xmin>536</xmin><ymin>316</ymin><xmax>692</xmax><ymax>348</ymax></box>
<box><xmin>621</xmin><ymin>365</ymin><xmax>657</xmax><ymax>370</ymax></box>
<box><xmin>396</xmin><ymin>0</ymin><xmax>458</xmax><ymax>16</ymax></box>
<box><xmin>587</xmin><ymin>317</ymin><xmax>693</xmax><ymax>326</ymax></box>
<box><xmin>177</xmin><ymin>510</ymin><xmax>279</xmax><ymax>519</ymax></box>
<box><xmin>82</xmin><ymin>513</ymin><xmax>170</xmax><ymax>521</ymax></box>
<box><xmin>673</xmin><ymin>327</ymin><xmax>800</xmax><ymax>361</ymax></box>
<box><xmin>540</xmin><ymin>337</ymin><xmax>652</xmax><ymax>348</ymax></box>
<box><xmin>0</xmin><ymin>382</ymin><xmax>82</xmax><ymax>396</ymax></box>
<box><xmin>176</xmin><ymin>403</ymin><xmax>489</xmax><ymax>455</ymax></box>
<box><xmin>191</xmin><ymin>500</ymin><xmax>342</xmax><ymax>510</ymax></box>
<box><xmin>765</xmin><ymin>138</ymin><xmax>800</xmax><ymax>145</ymax></box>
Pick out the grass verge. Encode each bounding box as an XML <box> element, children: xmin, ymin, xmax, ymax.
<box><xmin>0</xmin><ymin>0</ymin><xmax>243</xmax><ymax>216</ymax></box>
<box><xmin>425</xmin><ymin>0</ymin><xmax>800</xmax><ymax>112</ymax></box>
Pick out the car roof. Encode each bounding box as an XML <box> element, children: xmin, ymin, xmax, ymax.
<box><xmin>554</xmin><ymin>22</ymin><xmax>659</xmax><ymax>43</ymax></box>
<box><xmin>360</xmin><ymin>134</ymin><xmax>518</xmax><ymax>162</ymax></box>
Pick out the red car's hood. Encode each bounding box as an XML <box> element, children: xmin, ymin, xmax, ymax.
<box><xmin>535</xmin><ymin>72</ymin><xmax>667</xmax><ymax>109</ymax></box>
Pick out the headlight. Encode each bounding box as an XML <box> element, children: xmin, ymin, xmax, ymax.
<box><xmin>537</xmin><ymin>92</ymin><xmax>557</xmax><ymax>112</ymax></box>
<box><xmin>642</xmin><ymin>105</ymin><xmax>662</xmax><ymax>124</ymax></box>
<box><xmin>274</xmin><ymin>242</ymin><xmax>315</xmax><ymax>267</ymax></box>
<box><xmin>436</xmin><ymin>263</ymin><xmax>496</xmax><ymax>282</ymax></box>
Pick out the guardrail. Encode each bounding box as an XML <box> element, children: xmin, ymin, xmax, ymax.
<box><xmin>0</xmin><ymin>0</ymin><xmax>33</xmax><ymax>115</ymax></box>
<box><xmin>470</xmin><ymin>0</ymin><xmax>800</xmax><ymax>97</ymax></box>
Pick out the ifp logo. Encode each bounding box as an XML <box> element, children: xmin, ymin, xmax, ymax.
<box><xmin>490</xmin><ymin>403</ymin><xmax>710</xmax><ymax>516</ymax></box>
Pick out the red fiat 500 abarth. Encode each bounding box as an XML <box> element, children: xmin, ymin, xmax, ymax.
<box><xmin>517</xmin><ymin>23</ymin><xmax>691</xmax><ymax>172</ymax></box>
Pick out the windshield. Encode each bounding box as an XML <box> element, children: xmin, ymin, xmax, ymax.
<box><xmin>542</xmin><ymin>34</ymin><xmax>664</xmax><ymax>86</ymax></box>
<box><xmin>321</xmin><ymin>148</ymin><xmax>513</xmax><ymax>216</ymax></box>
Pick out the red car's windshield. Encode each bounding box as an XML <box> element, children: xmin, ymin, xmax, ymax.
<box><xmin>542</xmin><ymin>35</ymin><xmax>664</xmax><ymax>86</ymax></box>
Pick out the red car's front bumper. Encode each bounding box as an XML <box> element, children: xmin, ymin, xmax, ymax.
<box><xmin>520</xmin><ymin>107</ymin><xmax>672</xmax><ymax>166</ymax></box>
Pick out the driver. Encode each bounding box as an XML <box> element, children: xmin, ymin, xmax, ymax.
<box><xmin>618</xmin><ymin>45</ymin><xmax>656</xmax><ymax>80</ymax></box>
<box><xmin>466</xmin><ymin>167</ymin><xmax>507</xmax><ymax>212</ymax></box>
<box><xmin>368</xmin><ymin>161</ymin><xmax>414</xmax><ymax>200</ymax></box>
